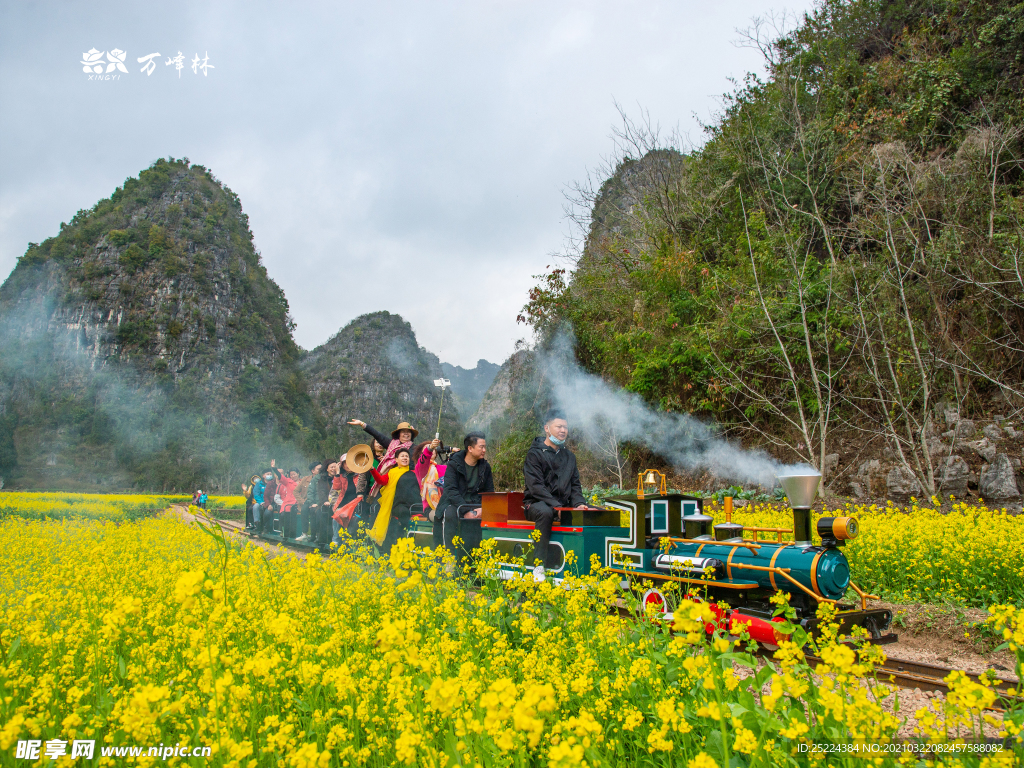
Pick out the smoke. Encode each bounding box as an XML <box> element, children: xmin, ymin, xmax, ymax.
<box><xmin>386</xmin><ymin>337</ymin><xmax>424</xmax><ymax>375</ymax></box>
<box><xmin>541</xmin><ymin>331</ymin><xmax>806</xmax><ymax>488</ymax></box>
<box><xmin>0</xmin><ymin>289</ymin><xmax>307</xmax><ymax>493</ymax></box>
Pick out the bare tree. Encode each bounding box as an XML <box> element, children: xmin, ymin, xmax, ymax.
<box><xmin>841</xmin><ymin>126</ymin><xmax>1024</xmax><ymax>493</ymax></box>
<box><xmin>702</xmin><ymin>56</ymin><xmax>855</xmax><ymax>480</ymax></box>
<box><xmin>590</xmin><ymin>419</ymin><xmax>630</xmax><ymax>488</ymax></box>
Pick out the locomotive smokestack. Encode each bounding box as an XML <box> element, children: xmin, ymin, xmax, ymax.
<box><xmin>777</xmin><ymin>471</ymin><xmax>821</xmax><ymax>546</ymax></box>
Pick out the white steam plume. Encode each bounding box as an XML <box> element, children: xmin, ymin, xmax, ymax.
<box><xmin>542</xmin><ymin>331</ymin><xmax>808</xmax><ymax>488</ymax></box>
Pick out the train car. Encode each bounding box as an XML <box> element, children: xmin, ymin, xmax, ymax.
<box><xmin>408</xmin><ymin>470</ymin><xmax>894</xmax><ymax>644</ymax></box>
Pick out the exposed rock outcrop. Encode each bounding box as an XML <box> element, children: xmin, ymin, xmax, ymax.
<box><xmin>886</xmin><ymin>465</ymin><xmax>923</xmax><ymax>500</ymax></box>
<box><xmin>983</xmin><ymin>424</ymin><xmax>1004</xmax><ymax>440</ymax></box>
<box><xmin>979</xmin><ymin>453</ymin><xmax>1021</xmax><ymax>503</ymax></box>
<box><xmin>936</xmin><ymin>455</ymin><xmax>970</xmax><ymax>497</ymax></box>
<box><xmin>849</xmin><ymin>459</ymin><xmax>883</xmax><ymax>499</ymax></box>
<box><xmin>965</xmin><ymin>438</ymin><xmax>997</xmax><ymax>463</ymax></box>
<box><xmin>466</xmin><ymin>350</ymin><xmax>534</xmax><ymax>434</ymax></box>
<box><xmin>824</xmin><ymin>453</ymin><xmax>839</xmax><ymax>478</ymax></box>
<box><xmin>439</xmin><ymin>359</ymin><xmax>501</xmax><ymax>422</ymax></box>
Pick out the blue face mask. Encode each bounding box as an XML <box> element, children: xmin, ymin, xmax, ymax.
<box><xmin>548</xmin><ymin>434</ymin><xmax>566</xmax><ymax>446</ymax></box>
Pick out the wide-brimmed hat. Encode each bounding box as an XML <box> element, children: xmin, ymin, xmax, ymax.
<box><xmin>392</xmin><ymin>421</ymin><xmax>419</xmax><ymax>439</ymax></box>
<box><xmin>345</xmin><ymin>445</ymin><xmax>373</xmax><ymax>474</ymax></box>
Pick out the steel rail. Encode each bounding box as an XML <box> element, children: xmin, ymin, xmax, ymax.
<box><xmin>798</xmin><ymin>651</ymin><xmax>1019</xmax><ymax>714</ymax></box>
<box><xmin>211</xmin><ymin>516</ymin><xmax>325</xmax><ymax>554</ymax></box>
<box><xmin>610</xmin><ymin>602</ymin><xmax>1018</xmax><ymax>713</ymax></box>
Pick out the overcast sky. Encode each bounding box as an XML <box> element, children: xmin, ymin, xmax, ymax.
<box><xmin>0</xmin><ymin>0</ymin><xmax>813</xmax><ymax>368</ymax></box>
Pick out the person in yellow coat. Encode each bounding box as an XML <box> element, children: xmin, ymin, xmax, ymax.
<box><xmin>367</xmin><ymin>448</ymin><xmax>422</xmax><ymax>553</ymax></box>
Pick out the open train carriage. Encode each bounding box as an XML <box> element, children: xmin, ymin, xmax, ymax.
<box><xmin>408</xmin><ymin>492</ymin><xmax>623</xmax><ymax>577</ymax></box>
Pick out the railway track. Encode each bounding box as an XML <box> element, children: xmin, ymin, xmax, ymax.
<box><xmin>211</xmin><ymin>516</ymin><xmax>328</xmax><ymax>554</ymax></box>
<box><xmin>825</xmin><ymin>654</ymin><xmax>1019</xmax><ymax>712</ymax></box>
<box><xmin>798</xmin><ymin>655</ymin><xmax>1015</xmax><ymax>716</ymax></box>
<box><xmin>206</xmin><ymin>514</ymin><xmax>1020</xmax><ymax>711</ymax></box>
<box><xmin>608</xmin><ymin>602</ymin><xmax>1019</xmax><ymax>712</ymax></box>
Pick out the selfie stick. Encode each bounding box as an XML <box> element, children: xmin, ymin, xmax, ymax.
<box><xmin>433</xmin><ymin>378</ymin><xmax>451</xmax><ymax>440</ymax></box>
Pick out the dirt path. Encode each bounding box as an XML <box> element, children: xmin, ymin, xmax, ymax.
<box><xmin>864</xmin><ymin>599</ymin><xmax>1019</xmax><ymax>680</ymax></box>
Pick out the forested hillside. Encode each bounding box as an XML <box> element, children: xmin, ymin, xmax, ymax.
<box><xmin>522</xmin><ymin>0</ymin><xmax>1024</xmax><ymax>499</ymax></box>
<box><xmin>0</xmin><ymin>159</ymin><xmax>322</xmax><ymax>491</ymax></box>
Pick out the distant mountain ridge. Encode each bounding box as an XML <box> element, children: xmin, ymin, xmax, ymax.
<box><xmin>0</xmin><ymin>159</ymin><xmax>488</xmax><ymax>491</ymax></box>
<box><xmin>440</xmin><ymin>359</ymin><xmax>501</xmax><ymax>422</ymax></box>
<box><xmin>0</xmin><ymin>158</ymin><xmax>515</xmax><ymax>492</ymax></box>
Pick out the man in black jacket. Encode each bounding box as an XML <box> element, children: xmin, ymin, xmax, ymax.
<box><xmin>438</xmin><ymin>432</ymin><xmax>494</xmax><ymax>563</ymax></box>
<box><xmin>523</xmin><ymin>409</ymin><xmax>587</xmax><ymax>580</ymax></box>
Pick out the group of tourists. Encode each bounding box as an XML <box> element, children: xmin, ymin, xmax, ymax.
<box><xmin>240</xmin><ymin>409</ymin><xmax>587</xmax><ymax>580</ymax></box>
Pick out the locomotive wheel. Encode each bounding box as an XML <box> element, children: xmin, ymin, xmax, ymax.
<box><xmin>640</xmin><ymin>587</ymin><xmax>668</xmax><ymax>617</ymax></box>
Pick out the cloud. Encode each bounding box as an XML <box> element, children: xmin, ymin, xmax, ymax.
<box><xmin>0</xmin><ymin>0</ymin><xmax>815</xmax><ymax>367</ymax></box>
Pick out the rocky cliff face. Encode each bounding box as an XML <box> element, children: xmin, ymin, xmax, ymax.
<box><xmin>301</xmin><ymin>311</ymin><xmax>464</xmax><ymax>454</ymax></box>
<box><xmin>466</xmin><ymin>350</ymin><xmax>537</xmax><ymax>434</ymax></box>
<box><xmin>0</xmin><ymin>158</ymin><xmax>318</xmax><ymax>490</ymax></box>
<box><xmin>440</xmin><ymin>359</ymin><xmax>500</xmax><ymax>422</ymax></box>
<box><xmin>0</xmin><ymin>158</ymin><xmax>513</xmax><ymax>491</ymax></box>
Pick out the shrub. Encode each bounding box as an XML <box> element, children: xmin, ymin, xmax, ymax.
<box><xmin>108</xmin><ymin>229</ymin><xmax>131</xmax><ymax>246</ymax></box>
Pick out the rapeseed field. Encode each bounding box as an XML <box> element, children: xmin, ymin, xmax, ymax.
<box><xmin>0</xmin><ymin>510</ymin><xmax>1021</xmax><ymax>766</ymax></box>
<box><xmin>0</xmin><ymin>492</ymin><xmax>245</xmax><ymax>521</ymax></box>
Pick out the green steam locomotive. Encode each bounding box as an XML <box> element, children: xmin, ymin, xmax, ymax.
<box><xmin>408</xmin><ymin>470</ymin><xmax>894</xmax><ymax>644</ymax></box>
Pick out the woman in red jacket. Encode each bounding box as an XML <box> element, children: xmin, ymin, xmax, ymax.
<box><xmin>271</xmin><ymin>460</ymin><xmax>303</xmax><ymax>539</ymax></box>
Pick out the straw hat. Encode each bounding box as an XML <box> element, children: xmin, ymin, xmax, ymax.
<box><xmin>344</xmin><ymin>445</ymin><xmax>374</xmax><ymax>474</ymax></box>
<box><xmin>391</xmin><ymin>421</ymin><xmax>419</xmax><ymax>439</ymax></box>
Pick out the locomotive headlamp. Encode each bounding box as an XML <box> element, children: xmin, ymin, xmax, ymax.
<box><xmin>816</xmin><ymin>516</ymin><xmax>859</xmax><ymax>547</ymax></box>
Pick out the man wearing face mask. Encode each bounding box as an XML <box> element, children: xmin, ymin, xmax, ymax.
<box><xmin>523</xmin><ymin>409</ymin><xmax>588</xmax><ymax>581</ymax></box>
